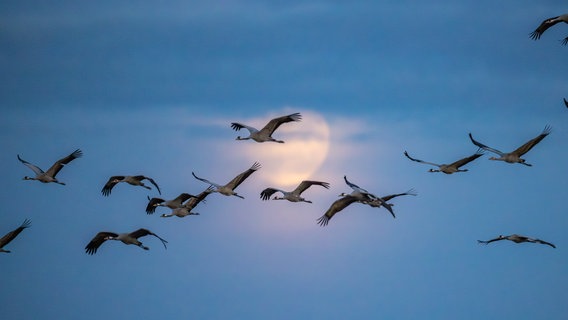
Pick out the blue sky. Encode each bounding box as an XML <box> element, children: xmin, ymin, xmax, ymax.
<box><xmin>1</xmin><ymin>1</ymin><xmax>567</xmax><ymax>319</ymax></box>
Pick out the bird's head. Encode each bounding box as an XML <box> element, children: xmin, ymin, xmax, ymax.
<box><xmin>22</xmin><ymin>176</ymin><xmax>32</xmax><ymax>180</ymax></box>
<box><xmin>427</xmin><ymin>169</ymin><xmax>439</xmax><ymax>173</ymax></box>
<box><xmin>338</xmin><ymin>193</ymin><xmax>349</xmax><ymax>197</ymax></box>
<box><xmin>488</xmin><ymin>156</ymin><xmax>498</xmax><ymax>161</ymax></box>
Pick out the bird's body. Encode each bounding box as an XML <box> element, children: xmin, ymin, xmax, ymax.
<box><xmin>159</xmin><ymin>187</ymin><xmax>213</xmax><ymax>218</ymax></box>
<box><xmin>469</xmin><ymin>126</ymin><xmax>551</xmax><ymax>166</ymax></box>
<box><xmin>102</xmin><ymin>175</ymin><xmax>161</xmax><ymax>196</ymax></box>
<box><xmin>530</xmin><ymin>14</ymin><xmax>568</xmax><ymax>43</ymax></box>
<box><xmin>146</xmin><ymin>193</ymin><xmax>196</xmax><ymax>214</ymax></box>
<box><xmin>192</xmin><ymin>162</ymin><xmax>261</xmax><ymax>199</ymax></box>
<box><xmin>0</xmin><ymin>219</ymin><xmax>31</xmax><ymax>253</ymax></box>
<box><xmin>85</xmin><ymin>228</ymin><xmax>168</xmax><ymax>254</ymax></box>
<box><xmin>18</xmin><ymin>149</ymin><xmax>82</xmax><ymax>185</ymax></box>
<box><xmin>260</xmin><ymin>180</ymin><xmax>330</xmax><ymax>203</ymax></box>
<box><xmin>478</xmin><ymin>234</ymin><xmax>555</xmax><ymax>248</ymax></box>
<box><xmin>404</xmin><ymin>150</ymin><xmax>483</xmax><ymax>174</ymax></box>
<box><xmin>231</xmin><ymin>112</ymin><xmax>301</xmax><ymax>143</ymax></box>
<box><xmin>341</xmin><ymin>176</ymin><xmax>395</xmax><ymax>218</ymax></box>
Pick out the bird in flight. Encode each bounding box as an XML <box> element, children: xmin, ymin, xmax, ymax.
<box><xmin>192</xmin><ymin>162</ymin><xmax>261</xmax><ymax>199</ymax></box>
<box><xmin>468</xmin><ymin>125</ymin><xmax>551</xmax><ymax>166</ymax></box>
<box><xmin>18</xmin><ymin>149</ymin><xmax>83</xmax><ymax>185</ymax></box>
<box><xmin>101</xmin><ymin>175</ymin><xmax>161</xmax><ymax>196</ymax></box>
<box><xmin>404</xmin><ymin>150</ymin><xmax>483</xmax><ymax>174</ymax></box>
<box><xmin>478</xmin><ymin>234</ymin><xmax>556</xmax><ymax>249</ymax></box>
<box><xmin>231</xmin><ymin>112</ymin><xmax>301</xmax><ymax>143</ymax></box>
<box><xmin>260</xmin><ymin>180</ymin><xmax>330</xmax><ymax>203</ymax></box>
<box><xmin>85</xmin><ymin>228</ymin><xmax>168</xmax><ymax>255</ymax></box>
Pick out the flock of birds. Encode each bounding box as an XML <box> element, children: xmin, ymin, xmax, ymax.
<box><xmin>2</xmin><ymin>13</ymin><xmax>567</xmax><ymax>255</ymax></box>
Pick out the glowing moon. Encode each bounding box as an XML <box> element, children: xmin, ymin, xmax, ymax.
<box><xmin>235</xmin><ymin>109</ymin><xmax>330</xmax><ymax>187</ymax></box>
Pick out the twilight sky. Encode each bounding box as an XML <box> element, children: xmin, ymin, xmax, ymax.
<box><xmin>1</xmin><ymin>1</ymin><xmax>567</xmax><ymax>319</ymax></box>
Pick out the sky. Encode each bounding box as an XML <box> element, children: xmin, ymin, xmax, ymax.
<box><xmin>1</xmin><ymin>1</ymin><xmax>567</xmax><ymax>319</ymax></box>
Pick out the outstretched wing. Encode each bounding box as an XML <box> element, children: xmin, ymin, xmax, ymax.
<box><xmin>477</xmin><ymin>237</ymin><xmax>504</xmax><ymax>245</ymax></box>
<box><xmin>260</xmin><ymin>188</ymin><xmax>280</xmax><ymax>201</ymax></box>
<box><xmin>85</xmin><ymin>231</ymin><xmax>117</xmax><ymax>255</ymax></box>
<box><xmin>511</xmin><ymin>125</ymin><xmax>551</xmax><ymax>157</ymax></box>
<box><xmin>449</xmin><ymin>150</ymin><xmax>484</xmax><ymax>169</ymax></box>
<box><xmin>530</xmin><ymin>16</ymin><xmax>563</xmax><ymax>40</ymax></box>
<box><xmin>373</xmin><ymin>197</ymin><xmax>396</xmax><ymax>218</ymax></box>
<box><xmin>403</xmin><ymin>151</ymin><xmax>441</xmax><ymax>167</ymax></box>
<box><xmin>45</xmin><ymin>149</ymin><xmax>83</xmax><ymax>178</ymax></box>
<box><xmin>231</xmin><ymin>122</ymin><xmax>257</xmax><ymax>133</ymax></box>
<box><xmin>381</xmin><ymin>189</ymin><xmax>418</xmax><ymax>202</ymax></box>
<box><xmin>145</xmin><ymin>196</ymin><xmax>165</xmax><ymax>214</ymax></box>
<box><xmin>534</xmin><ymin>238</ymin><xmax>556</xmax><ymax>249</ymax></box>
<box><xmin>137</xmin><ymin>176</ymin><xmax>161</xmax><ymax>195</ymax></box>
<box><xmin>258</xmin><ymin>113</ymin><xmax>302</xmax><ymax>136</ymax></box>
<box><xmin>225</xmin><ymin>162</ymin><xmax>261</xmax><ymax>190</ymax></box>
<box><xmin>468</xmin><ymin>133</ymin><xmax>504</xmax><ymax>156</ymax></box>
<box><xmin>343</xmin><ymin>175</ymin><xmax>370</xmax><ymax>194</ymax></box>
<box><xmin>317</xmin><ymin>195</ymin><xmax>359</xmax><ymax>227</ymax></box>
<box><xmin>184</xmin><ymin>186</ymin><xmax>214</xmax><ymax>210</ymax></box>
<box><xmin>294</xmin><ymin>180</ymin><xmax>330</xmax><ymax>195</ymax></box>
<box><xmin>101</xmin><ymin>176</ymin><xmax>123</xmax><ymax>196</ymax></box>
<box><xmin>130</xmin><ymin>228</ymin><xmax>168</xmax><ymax>250</ymax></box>
<box><xmin>192</xmin><ymin>172</ymin><xmax>221</xmax><ymax>188</ymax></box>
<box><xmin>0</xmin><ymin>219</ymin><xmax>31</xmax><ymax>249</ymax></box>
<box><xmin>17</xmin><ymin>155</ymin><xmax>44</xmax><ymax>175</ymax></box>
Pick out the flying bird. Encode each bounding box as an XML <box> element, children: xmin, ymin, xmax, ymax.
<box><xmin>192</xmin><ymin>162</ymin><xmax>261</xmax><ymax>199</ymax></box>
<box><xmin>158</xmin><ymin>187</ymin><xmax>213</xmax><ymax>218</ymax></box>
<box><xmin>231</xmin><ymin>112</ymin><xmax>301</xmax><ymax>143</ymax></box>
<box><xmin>0</xmin><ymin>219</ymin><xmax>31</xmax><ymax>253</ymax></box>
<box><xmin>316</xmin><ymin>195</ymin><xmax>361</xmax><ymax>227</ymax></box>
<box><xmin>478</xmin><ymin>234</ymin><xmax>556</xmax><ymax>249</ymax></box>
<box><xmin>85</xmin><ymin>228</ymin><xmax>168</xmax><ymax>255</ymax></box>
<box><xmin>403</xmin><ymin>150</ymin><xmax>483</xmax><ymax>174</ymax></box>
<box><xmin>529</xmin><ymin>14</ymin><xmax>568</xmax><ymax>43</ymax></box>
<box><xmin>341</xmin><ymin>176</ymin><xmax>395</xmax><ymax>218</ymax></box>
<box><xmin>101</xmin><ymin>175</ymin><xmax>161</xmax><ymax>196</ymax></box>
<box><xmin>146</xmin><ymin>193</ymin><xmax>197</xmax><ymax>214</ymax></box>
<box><xmin>18</xmin><ymin>149</ymin><xmax>83</xmax><ymax>185</ymax></box>
<box><xmin>318</xmin><ymin>176</ymin><xmax>395</xmax><ymax>226</ymax></box>
<box><xmin>468</xmin><ymin>125</ymin><xmax>551</xmax><ymax>166</ymax></box>
<box><xmin>260</xmin><ymin>180</ymin><xmax>330</xmax><ymax>203</ymax></box>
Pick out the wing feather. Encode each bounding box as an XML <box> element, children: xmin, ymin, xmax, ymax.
<box><xmin>511</xmin><ymin>125</ymin><xmax>551</xmax><ymax>157</ymax></box>
<box><xmin>258</xmin><ymin>113</ymin><xmax>301</xmax><ymax>136</ymax></box>
<box><xmin>0</xmin><ymin>219</ymin><xmax>31</xmax><ymax>249</ymax></box>
<box><xmin>45</xmin><ymin>149</ymin><xmax>83</xmax><ymax>177</ymax></box>
<box><xmin>85</xmin><ymin>231</ymin><xmax>117</xmax><ymax>255</ymax></box>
